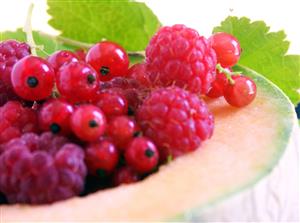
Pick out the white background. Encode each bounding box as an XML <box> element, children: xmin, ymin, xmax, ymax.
<box><xmin>0</xmin><ymin>0</ymin><xmax>299</xmax><ymax>54</ymax></box>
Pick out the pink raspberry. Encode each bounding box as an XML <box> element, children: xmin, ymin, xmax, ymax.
<box><xmin>0</xmin><ymin>40</ymin><xmax>31</xmax><ymax>105</ymax></box>
<box><xmin>0</xmin><ymin>132</ymin><xmax>87</xmax><ymax>204</ymax></box>
<box><xmin>145</xmin><ymin>24</ymin><xmax>217</xmax><ymax>94</ymax></box>
<box><xmin>137</xmin><ymin>87</ymin><xmax>214</xmax><ymax>160</ymax></box>
<box><xmin>0</xmin><ymin>101</ymin><xmax>38</xmax><ymax>144</ymax></box>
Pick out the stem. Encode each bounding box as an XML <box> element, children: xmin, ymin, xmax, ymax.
<box><xmin>38</xmin><ymin>31</ymin><xmax>146</xmax><ymax>58</ymax></box>
<box><xmin>23</xmin><ymin>3</ymin><xmax>37</xmax><ymax>56</ymax></box>
<box><xmin>216</xmin><ymin>63</ymin><xmax>235</xmax><ymax>85</ymax></box>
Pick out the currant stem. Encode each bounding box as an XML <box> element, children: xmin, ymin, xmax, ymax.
<box><xmin>23</xmin><ymin>3</ymin><xmax>37</xmax><ymax>56</ymax></box>
<box><xmin>216</xmin><ymin>63</ymin><xmax>235</xmax><ymax>85</ymax></box>
<box><xmin>38</xmin><ymin>31</ymin><xmax>146</xmax><ymax>58</ymax></box>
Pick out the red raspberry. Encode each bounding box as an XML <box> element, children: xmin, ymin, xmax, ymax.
<box><xmin>112</xmin><ymin>166</ymin><xmax>139</xmax><ymax>186</ymax></box>
<box><xmin>0</xmin><ymin>40</ymin><xmax>31</xmax><ymax>105</ymax></box>
<box><xmin>71</xmin><ymin>105</ymin><xmax>107</xmax><ymax>142</ymax></box>
<box><xmin>38</xmin><ymin>99</ymin><xmax>74</xmax><ymax>135</ymax></box>
<box><xmin>11</xmin><ymin>56</ymin><xmax>55</xmax><ymax>101</ymax></box>
<box><xmin>128</xmin><ymin>63</ymin><xmax>152</xmax><ymax>88</ymax></box>
<box><xmin>86</xmin><ymin>41</ymin><xmax>129</xmax><ymax>81</ymax></box>
<box><xmin>137</xmin><ymin>87</ymin><xmax>214</xmax><ymax>160</ymax></box>
<box><xmin>47</xmin><ymin>50</ymin><xmax>79</xmax><ymax>72</ymax></box>
<box><xmin>85</xmin><ymin>140</ymin><xmax>119</xmax><ymax>177</ymax></box>
<box><xmin>94</xmin><ymin>91</ymin><xmax>128</xmax><ymax>118</ymax></box>
<box><xmin>206</xmin><ymin>68</ymin><xmax>231</xmax><ymax>98</ymax></box>
<box><xmin>125</xmin><ymin>137</ymin><xmax>159</xmax><ymax>174</ymax></box>
<box><xmin>0</xmin><ymin>101</ymin><xmax>38</xmax><ymax>144</ymax></box>
<box><xmin>56</xmin><ymin>61</ymin><xmax>99</xmax><ymax>103</ymax></box>
<box><xmin>107</xmin><ymin>115</ymin><xmax>140</xmax><ymax>150</ymax></box>
<box><xmin>145</xmin><ymin>24</ymin><xmax>217</xmax><ymax>94</ymax></box>
<box><xmin>0</xmin><ymin>132</ymin><xmax>87</xmax><ymax>204</ymax></box>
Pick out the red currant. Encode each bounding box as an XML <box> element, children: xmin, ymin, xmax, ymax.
<box><xmin>56</xmin><ymin>61</ymin><xmax>99</xmax><ymax>103</ymax></box>
<box><xmin>95</xmin><ymin>91</ymin><xmax>128</xmax><ymax>118</ymax></box>
<box><xmin>209</xmin><ymin>32</ymin><xmax>241</xmax><ymax>67</ymax></box>
<box><xmin>125</xmin><ymin>137</ymin><xmax>159</xmax><ymax>174</ymax></box>
<box><xmin>107</xmin><ymin>115</ymin><xmax>140</xmax><ymax>149</ymax></box>
<box><xmin>38</xmin><ymin>99</ymin><xmax>74</xmax><ymax>135</ymax></box>
<box><xmin>206</xmin><ymin>68</ymin><xmax>231</xmax><ymax>98</ymax></box>
<box><xmin>11</xmin><ymin>55</ymin><xmax>55</xmax><ymax>101</ymax></box>
<box><xmin>224</xmin><ymin>75</ymin><xmax>257</xmax><ymax>107</ymax></box>
<box><xmin>47</xmin><ymin>50</ymin><xmax>79</xmax><ymax>71</ymax></box>
<box><xmin>85</xmin><ymin>140</ymin><xmax>119</xmax><ymax>177</ymax></box>
<box><xmin>71</xmin><ymin>105</ymin><xmax>107</xmax><ymax>141</ymax></box>
<box><xmin>112</xmin><ymin>166</ymin><xmax>139</xmax><ymax>186</ymax></box>
<box><xmin>128</xmin><ymin>63</ymin><xmax>152</xmax><ymax>88</ymax></box>
<box><xmin>74</xmin><ymin>49</ymin><xmax>86</xmax><ymax>61</ymax></box>
<box><xmin>86</xmin><ymin>41</ymin><xmax>129</xmax><ymax>81</ymax></box>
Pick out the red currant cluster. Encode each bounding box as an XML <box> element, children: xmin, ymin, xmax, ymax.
<box><xmin>0</xmin><ymin>24</ymin><xmax>257</xmax><ymax>204</ymax></box>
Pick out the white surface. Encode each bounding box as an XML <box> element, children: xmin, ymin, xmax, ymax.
<box><xmin>0</xmin><ymin>0</ymin><xmax>299</xmax><ymax>221</ymax></box>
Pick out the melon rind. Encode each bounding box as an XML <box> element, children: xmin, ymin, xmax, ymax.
<box><xmin>1</xmin><ymin>66</ymin><xmax>297</xmax><ymax>221</ymax></box>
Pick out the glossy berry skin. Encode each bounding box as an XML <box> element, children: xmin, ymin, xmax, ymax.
<box><xmin>95</xmin><ymin>91</ymin><xmax>128</xmax><ymax>118</ymax></box>
<box><xmin>11</xmin><ymin>56</ymin><xmax>55</xmax><ymax>101</ymax></box>
<box><xmin>71</xmin><ymin>105</ymin><xmax>106</xmax><ymax>141</ymax></box>
<box><xmin>47</xmin><ymin>50</ymin><xmax>79</xmax><ymax>71</ymax></box>
<box><xmin>85</xmin><ymin>140</ymin><xmax>119</xmax><ymax>176</ymax></box>
<box><xmin>125</xmin><ymin>137</ymin><xmax>159</xmax><ymax>174</ymax></box>
<box><xmin>56</xmin><ymin>61</ymin><xmax>99</xmax><ymax>103</ymax></box>
<box><xmin>209</xmin><ymin>32</ymin><xmax>241</xmax><ymax>67</ymax></box>
<box><xmin>107</xmin><ymin>116</ymin><xmax>140</xmax><ymax>149</ymax></box>
<box><xmin>38</xmin><ymin>99</ymin><xmax>74</xmax><ymax>135</ymax></box>
<box><xmin>224</xmin><ymin>75</ymin><xmax>257</xmax><ymax>107</ymax></box>
<box><xmin>86</xmin><ymin>41</ymin><xmax>129</xmax><ymax>81</ymax></box>
<box><xmin>206</xmin><ymin>68</ymin><xmax>231</xmax><ymax>98</ymax></box>
<box><xmin>112</xmin><ymin>166</ymin><xmax>139</xmax><ymax>186</ymax></box>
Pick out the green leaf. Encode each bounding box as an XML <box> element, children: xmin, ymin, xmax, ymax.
<box><xmin>0</xmin><ymin>29</ymin><xmax>75</xmax><ymax>57</ymax></box>
<box><xmin>213</xmin><ymin>16</ymin><xmax>300</xmax><ymax>105</ymax></box>
<box><xmin>47</xmin><ymin>0</ymin><xmax>161</xmax><ymax>51</ymax></box>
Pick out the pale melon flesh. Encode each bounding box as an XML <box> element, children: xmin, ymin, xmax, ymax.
<box><xmin>1</xmin><ymin>66</ymin><xmax>296</xmax><ymax>221</ymax></box>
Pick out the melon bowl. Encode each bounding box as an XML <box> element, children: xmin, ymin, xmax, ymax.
<box><xmin>1</xmin><ymin>66</ymin><xmax>297</xmax><ymax>221</ymax></box>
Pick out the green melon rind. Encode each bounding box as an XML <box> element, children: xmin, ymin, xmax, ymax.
<box><xmin>170</xmin><ymin>65</ymin><xmax>297</xmax><ymax>221</ymax></box>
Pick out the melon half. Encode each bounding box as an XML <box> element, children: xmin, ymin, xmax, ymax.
<box><xmin>1</xmin><ymin>66</ymin><xmax>297</xmax><ymax>221</ymax></box>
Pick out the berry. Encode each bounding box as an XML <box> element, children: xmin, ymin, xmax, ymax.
<box><xmin>128</xmin><ymin>63</ymin><xmax>152</xmax><ymax>88</ymax></box>
<box><xmin>209</xmin><ymin>32</ymin><xmax>241</xmax><ymax>67</ymax></box>
<box><xmin>95</xmin><ymin>91</ymin><xmax>128</xmax><ymax>118</ymax></box>
<box><xmin>145</xmin><ymin>24</ymin><xmax>217</xmax><ymax>94</ymax></box>
<box><xmin>0</xmin><ymin>101</ymin><xmax>38</xmax><ymax>144</ymax></box>
<box><xmin>38</xmin><ymin>99</ymin><xmax>74</xmax><ymax>135</ymax></box>
<box><xmin>137</xmin><ymin>87</ymin><xmax>214</xmax><ymax>159</ymax></box>
<box><xmin>112</xmin><ymin>166</ymin><xmax>139</xmax><ymax>186</ymax></box>
<box><xmin>85</xmin><ymin>140</ymin><xmax>119</xmax><ymax>177</ymax></box>
<box><xmin>74</xmin><ymin>49</ymin><xmax>86</xmax><ymax>61</ymax></box>
<box><xmin>86</xmin><ymin>41</ymin><xmax>129</xmax><ymax>81</ymax></box>
<box><xmin>56</xmin><ymin>61</ymin><xmax>99</xmax><ymax>103</ymax></box>
<box><xmin>11</xmin><ymin>56</ymin><xmax>55</xmax><ymax>101</ymax></box>
<box><xmin>125</xmin><ymin>137</ymin><xmax>159</xmax><ymax>174</ymax></box>
<box><xmin>0</xmin><ymin>132</ymin><xmax>87</xmax><ymax>204</ymax></box>
<box><xmin>107</xmin><ymin>115</ymin><xmax>140</xmax><ymax>149</ymax></box>
<box><xmin>224</xmin><ymin>75</ymin><xmax>257</xmax><ymax>107</ymax></box>
<box><xmin>206</xmin><ymin>68</ymin><xmax>231</xmax><ymax>98</ymax></box>
<box><xmin>0</xmin><ymin>40</ymin><xmax>31</xmax><ymax>104</ymax></box>
<box><xmin>71</xmin><ymin>105</ymin><xmax>106</xmax><ymax>141</ymax></box>
<box><xmin>47</xmin><ymin>50</ymin><xmax>79</xmax><ymax>71</ymax></box>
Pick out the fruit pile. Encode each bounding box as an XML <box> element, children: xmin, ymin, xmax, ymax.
<box><xmin>0</xmin><ymin>24</ymin><xmax>256</xmax><ymax>205</ymax></box>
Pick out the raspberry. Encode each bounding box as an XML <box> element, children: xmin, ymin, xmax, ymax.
<box><xmin>0</xmin><ymin>132</ymin><xmax>87</xmax><ymax>204</ymax></box>
<box><xmin>0</xmin><ymin>101</ymin><xmax>38</xmax><ymax>144</ymax></box>
<box><xmin>145</xmin><ymin>24</ymin><xmax>217</xmax><ymax>94</ymax></box>
<box><xmin>125</xmin><ymin>137</ymin><xmax>159</xmax><ymax>174</ymax></box>
<box><xmin>137</xmin><ymin>87</ymin><xmax>214</xmax><ymax>159</ymax></box>
<box><xmin>128</xmin><ymin>63</ymin><xmax>152</xmax><ymax>88</ymax></box>
<box><xmin>0</xmin><ymin>40</ymin><xmax>31</xmax><ymax>105</ymax></box>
